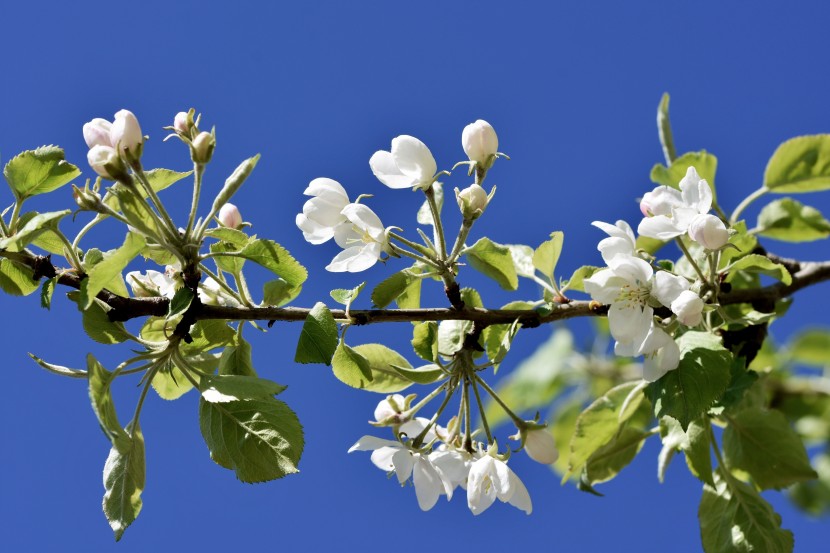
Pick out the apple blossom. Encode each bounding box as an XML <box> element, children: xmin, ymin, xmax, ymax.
<box><xmin>87</xmin><ymin>145</ymin><xmax>126</xmax><ymax>181</ymax></box>
<box><xmin>192</xmin><ymin>131</ymin><xmax>215</xmax><ymax>164</ymax></box>
<box><xmin>521</xmin><ymin>428</ymin><xmax>559</xmax><ymax>465</ymax></box>
<box><xmin>111</xmin><ymin>109</ymin><xmax>144</xmax><ymax>163</ymax></box>
<box><xmin>462</xmin><ymin>119</ymin><xmax>498</xmax><ymax>165</ymax></box>
<box><xmin>218</xmin><ymin>203</ymin><xmax>243</xmax><ymax>229</ymax></box>
<box><xmin>688</xmin><ymin>213</ymin><xmax>729</xmax><ymax>250</ymax></box>
<box><xmin>326</xmin><ymin>203</ymin><xmax>389</xmax><ymax>273</ymax></box>
<box><xmin>198</xmin><ymin>276</ymin><xmax>238</xmax><ymax>307</ymax></box>
<box><xmin>174</xmin><ymin>111</ymin><xmax>190</xmax><ymax>134</ymax></box>
<box><xmin>296</xmin><ymin>178</ymin><xmax>351</xmax><ymax>244</ymax></box>
<box><xmin>671</xmin><ymin>290</ymin><xmax>704</xmax><ymax>327</ymax></box>
<box><xmin>373</xmin><ymin>394</ymin><xmax>410</xmax><ymax>425</ymax></box>
<box><xmin>126</xmin><ymin>270</ymin><xmax>177</xmax><ymax>299</ymax></box>
<box><xmin>593</xmin><ymin>220</ymin><xmax>637</xmax><ymax>264</ymax></box>
<box><xmin>456</xmin><ymin>183</ymin><xmax>489</xmax><ymax>219</ymax></box>
<box><xmin>639</xmin><ymin>325</ymin><xmax>681</xmax><ymax>382</ymax></box>
<box><xmin>466</xmin><ymin>453</ymin><xmax>532</xmax><ymax>515</ymax></box>
<box><xmin>369</xmin><ymin>135</ymin><xmax>438</xmax><ymax>190</ymax></box>
<box><xmin>638</xmin><ymin>166</ymin><xmax>713</xmax><ymax>240</ymax></box>
<box><xmin>83</xmin><ymin>118</ymin><xmax>114</xmax><ymax>149</ymax></box>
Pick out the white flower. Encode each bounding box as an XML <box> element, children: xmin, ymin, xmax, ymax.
<box><xmin>198</xmin><ymin>276</ymin><xmax>238</xmax><ymax>307</ymax></box>
<box><xmin>369</xmin><ymin>135</ymin><xmax>437</xmax><ymax>190</ymax></box>
<box><xmin>111</xmin><ymin>109</ymin><xmax>143</xmax><ymax>162</ymax></box>
<box><xmin>326</xmin><ymin>203</ymin><xmax>388</xmax><ymax>273</ymax></box>
<box><xmin>374</xmin><ymin>394</ymin><xmax>408</xmax><ymax>425</ymax></box>
<box><xmin>83</xmin><ymin>118</ymin><xmax>114</xmax><ymax>149</ymax></box>
<box><xmin>429</xmin><ymin>448</ymin><xmax>472</xmax><ymax>493</ymax></box>
<box><xmin>296</xmin><ymin>178</ymin><xmax>351</xmax><ymax>244</ymax></box>
<box><xmin>87</xmin><ymin>145</ymin><xmax>125</xmax><ymax>180</ymax></box>
<box><xmin>640</xmin><ymin>325</ymin><xmax>681</xmax><ymax>382</ymax></box>
<box><xmin>456</xmin><ymin>183</ymin><xmax>489</xmax><ymax>219</ymax></box>
<box><xmin>638</xmin><ymin>166</ymin><xmax>713</xmax><ymax>240</ymax></box>
<box><xmin>671</xmin><ymin>290</ymin><xmax>704</xmax><ymax>327</ymax></box>
<box><xmin>462</xmin><ymin>120</ymin><xmax>498</xmax><ymax>165</ymax></box>
<box><xmin>522</xmin><ymin>428</ymin><xmax>559</xmax><ymax>465</ymax></box>
<box><xmin>192</xmin><ymin>131</ymin><xmax>215</xmax><ymax>164</ymax></box>
<box><xmin>349</xmin><ymin>419</ymin><xmax>451</xmax><ymax>511</ymax></box>
<box><xmin>688</xmin><ymin>213</ymin><xmax>729</xmax><ymax>250</ymax></box>
<box><xmin>218</xmin><ymin>203</ymin><xmax>242</xmax><ymax>229</ymax></box>
<box><xmin>126</xmin><ymin>270</ymin><xmax>176</xmax><ymax>299</ymax></box>
<box><xmin>467</xmin><ymin>454</ymin><xmax>532</xmax><ymax>515</ymax></box>
<box><xmin>593</xmin><ymin>220</ymin><xmax>637</xmax><ymax>264</ymax></box>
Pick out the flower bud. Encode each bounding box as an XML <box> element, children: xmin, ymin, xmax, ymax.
<box><xmin>670</xmin><ymin>290</ymin><xmax>704</xmax><ymax>327</ymax></box>
<box><xmin>174</xmin><ymin>111</ymin><xmax>190</xmax><ymax>134</ymax></box>
<box><xmin>111</xmin><ymin>109</ymin><xmax>143</xmax><ymax>163</ymax></box>
<box><xmin>456</xmin><ymin>183</ymin><xmax>489</xmax><ymax>220</ymax></box>
<box><xmin>72</xmin><ymin>184</ymin><xmax>107</xmax><ymax>213</ymax></box>
<box><xmin>192</xmin><ymin>131</ymin><xmax>215</xmax><ymax>164</ymax></box>
<box><xmin>688</xmin><ymin>213</ymin><xmax>729</xmax><ymax>250</ymax></box>
<box><xmin>218</xmin><ymin>203</ymin><xmax>242</xmax><ymax>229</ymax></box>
<box><xmin>87</xmin><ymin>145</ymin><xmax>127</xmax><ymax>181</ymax></box>
<box><xmin>522</xmin><ymin>428</ymin><xmax>559</xmax><ymax>465</ymax></box>
<box><xmin>462</xmin><ymin>119</ymin><xmax>498</xmax><ymax>165</ymax></box>
<box><xmin>83</xmin><ymin>118</ymin><xmax>114</xmax><ymax>149</ymax></box>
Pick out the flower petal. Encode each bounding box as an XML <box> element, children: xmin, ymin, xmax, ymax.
<box><xmin>348</xmin><ymin>435</ymin><xmax>400</xmax><ymax>453</ymax></box>
<box><xmin>369</xmin><ymin>150</ymin><xmax>416</xmax><ymax>189</ymax></box>
<box><xmin>326</xmin><ymin>245</ymin><xmax>378</xmax><ymax>272</ymax></box>
<box><xmin>608</xmin><ymin>255</ymin><xmax>653</xmax><ymax>285</ymax></box>
<box><xmin>392</xmin><ymin>448</ymin><xmax>414</xmax><ymax>484</ymax></box>
<box><xmin>304</xmin><ymin>177</ymin><xmax>349</xmax><ymax>201</ymax></box>
<box><xmin>342</xmin><ymin>203</ymin><xmax>385</xmax><ymax>239</ymax></box>
<box><xmin>391</xmin><ymin>135</ymin><xmax>437</xmax><ymax>183</ymax></box>
<box><xmin>467</xmin><ymin>457</ymin><xmax>497</xmax><ymax>515</ymax></box>
<box><xmin>638</xmin><ymin>215</ymin><xmax>686</xmax><ymax>240</ymax></box>
<box><xmin>583</xmin><ymin>269</ymin><xmax>625</xmax><ymax>305</ymax></box>
<box><xmin>651</xmin><ymin>271</ymin><xmax>690</xmax><ymax>307</ymax></box>
<box><xmin>413</xmin><ymin>456</ymin><xmax>443</xmax><ymax>511</ymax></box>
<box><xmin>608</xmin><ymin>303</ymin><xmax>653</xmax><ymax>349</ymax></box>
<box><xmin>505</xmin><ymin>469</ymin><xmax>532</xmax><ymax>514</ymax></box>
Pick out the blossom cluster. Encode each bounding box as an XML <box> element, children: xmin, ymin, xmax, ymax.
<box><xmin>584</xmin><ymin>167</ymin><xmax>728</xmax><ymax>381</ymax></box>
<box><xmin>349</xmin><ymin>395</ymin><xmax>556</xmax><ymax>515</ymax></box>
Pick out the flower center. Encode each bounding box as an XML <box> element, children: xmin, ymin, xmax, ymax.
<box><xmin>615</xmin><ymin>281</ymin><xmax>650</xmax><ymax>309</ymax></box>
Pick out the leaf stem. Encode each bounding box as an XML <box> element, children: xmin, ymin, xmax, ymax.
<box><xmin>473</xmin><ymin>373</ymin><xmax>525</xmax><ymax>428</ymax></box>
<box><xmin>675</xmin><ymin>237</ymin><xmax>709</xmax><ymax>285</ymax></box>
<box><xmin>730</xmin><ymin>187</ymin><xmax>768</xmax><ymax>224</ymax></box>
<box><xmin>185</xmin><ymin>163</ymin><xmax>205</xmax><ymax>241</ymax></box>
<box><xmin>423</xmin><ymin>186</ymin><xmax>447</xmax><ymax>261</ymax></box>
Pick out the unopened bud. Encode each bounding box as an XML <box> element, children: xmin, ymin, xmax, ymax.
<box><xmin>688</xmin><ymin>214</ymin><xmax>729</xmax><ymax>250</ymax></box>
<box><xmin>111</xmin><ymin>109</ymin><xmax>144</xmax><ymax>164</ymax></box>
<box><xmin>83</xmin><ymin>118</ymin><xmax>113</xmax><ymax>149</ymax></box>
<box><xmin>174</xmin><ymin>111</ymin><xmax>190</xmax><ymax>134</ymax></box>
<box><xmin>87</xmin><ymin>145</ymin><xmax>128</xmax><ymax>181</ymax></box>
<box><xmin>456</xmin><ymin>183</ymin><xmax>489</xmax><ymax>220</ymax></box>
<box><xmin>462</xmin><ymin>119</ymin><xmax>499</xmax><ymax>166</ymax></box>
<box><xmin>671</xmin><ymin>290</ymin><xmax>704</xmax><ymax>327</ymax></box>
<box><xmin>522</xmin><ymin>427</ymin><xmax>559</xmax><ymax>465</ymax></box>
<box><xmin>72</xmin><ymin>184</ymin><xmax>107</xmax><ymax>213</ymax></box>
<box><xmin>192</xmin><ymin>131</ymin><xmax>215</xmax><ymax>164</ymax></box>
<box><xmin>218</xmin><ymin>203</ymin><xmax>242</xmax><ymax>229</ymax></box>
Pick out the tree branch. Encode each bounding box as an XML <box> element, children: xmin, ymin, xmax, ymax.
<box><xmin>5</xmin><ymin>249</ymin><xmax>830</xmax><ymax>327</ymax></box>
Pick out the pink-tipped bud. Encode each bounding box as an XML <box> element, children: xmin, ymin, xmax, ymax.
<box><xmin>192</xmin><ymin>131</ymin><xmax>215</xmax><ymax>164</ymax></box>
<box><xmin>111</xmin><ymin>109</ymin><xmax>143</xmax><ymax>163</ymax></box>
<box><xmin>462</xmin><ymin>119</ymin><xmax>499</xmax><ymax>165</ymax></box>
<box><xmin>174</xmin><ymin>112</ymin><xmax>190</xmax><ymax>134</ymax></box>
<box><xmin>83</xmin><ymin>118</ymin><xmax>114</xmax><ymax>149</ymax></box>
<box><xmin>218</xmin><ymin>203</ymin><xmax>242</xmax><ymax>229</ymax></box>
<box><xmin>87</xmin><ymin>145</ymin><xmax>126</xmax><ymax>181</ymax></box>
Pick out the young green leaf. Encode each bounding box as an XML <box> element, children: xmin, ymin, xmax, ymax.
<box><xmin>330</xmin><ymin>282</ymin><xmax>365</xmax><ymax>309</ymax></box>
<box><xmin>204</xmin><ymin>226</ymin><xmax>251</xmax><ymax>247</ymax></box>
<box><xmin>80</xmin><ymin>232</ymin><xmax>146</xmax><ymax>309</ymax></box>
<box><xmin>464</xmin><ymin>237</ymin><xmax>519</xmax><ymax>290</ymax></box>
<box><xmin>199</xmin><ymin>374</ymin><xmax>286</xmax><ymax>403</ymax></box>
<box><xmin>561</xmin><ymin>265</ymin><xmax>600</xmax><ymax>293</ymax></box>
<box><xmin>533</xmin><ymin>231</ymin><xmax>564</xmax><ymax>281</ymax></box>
<box><xmin>757</xmin><ymin>198</ymin><xmax>830</xmax><ymax>242</ymax></box>
<box><xmin>332</xmin><ymin>343</ymin><xmax>413</xmax><ymax>393</ymax></box>
<box><xmin>331</xmin><ymin>341</ymin><xmax>373</xmax><ymax>387</ymax></box>
<box><xmin>102</xmin><ymin>422</ymin><xmax>146</xmax><ymax>542</ymax></box>
<box><xmin>650</xmin><ymin>150</ymin><xmax>718</xmax><ymax>199</ymax></box>
<box><xmin>87</xmin><ymin>354</ymin><xmax>129</xmax><ymax>447</ymax></box>
<box><xmin>235</xmin><ymin>239</ymin><xmax>307</xmax><ymax>287</ymax></box>
<box><xmin>262</xmin><ymin>278</ymin><xmax>303</xmax><ymax>307</ymax></box>
<box><xmin>371</xmin><ymin>270</ymin><xmax>417</xmax><ymax>308</ymax></box>
<box><xmin>389</xmin><ymin>363</ymin><xmax>445</xmax><ymax>385</ymax></box>
<box><xmin>725</xmin><ymin>254</ymin><xmax>792</xmax><ymax>286</ymax></box>
<box><xmin>0</xmin><ymin>209</ymin><xmax>71</xmax><ymax>252</ymax></box>
<box><xmin>199</xmin><ymin>396</ymin><xmax>303</xmax><ymax>483</ymax></box>
<box><xmin>167</xmin><ymin>287</ymin><xmax>194</xmax><ymax>319</ymax></box>
<box><xmin>219</xmin><ymin>338</ymin><xmax>257</xmax><ymax>377</ymax></box>
<box><xmin>40</xmin><ymin>277</ymin><xmax>56</xmax><ymax>309</ymax></box>
<box><xmin>0</xmin><ymin>258</ymin><xmax>40</xmax><ymax>296</ymax></box>
<box><xmin>3</xmin><ymin>146</ymin><xmax>80</xmax><ymax>200</ymax></box>
<box><xmin>103</xmin><ymin>168</ymin><xmax>193</xmax><ymax>212</ymax></box>
<box><xmin>411</xmin><ymin>321</ymin><xmax>439</xmax><ymax>362</ymax></box>
<box><xmin>507</xmin><ymin>244</ymin><xmax>535</xmax><ymax>278</ymax></box>
<box><xmin>763</xmin><ymin>134</ymin><xmax>830</xmax><ymax>193</ymax></box>
<box><xmin>294</xmin><ymin>302</ymin><xmax>338</xmax><ymax>365</ymax></box>
<box><xmin>29</xmin><ymin>353</ymin><xmax>87</xmax><ymax>379</ymax></box>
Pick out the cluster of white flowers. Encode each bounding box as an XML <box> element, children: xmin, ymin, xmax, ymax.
<box><xmin>296</xmin><ymin>120</ymin><xmax>499</xmax><ymax>272</ymax></box>
<box><xmin>583</xmin><ymin>166</ymin><xmax>729</xmax><ymax>381</ymax></box>
<box><xmin>349</xmin><ymin>395</ymin><xmax>551</xmax><ymax>515</ymax></box>
<box><xmin>126</xmin><ymin>265</ymin><xmax>237</xmax><ymax>307</ymax></box>
<box><xmin>83</xmin><ymin>110</ymin><xmax>144</xmax><ymax>179</ymax></box>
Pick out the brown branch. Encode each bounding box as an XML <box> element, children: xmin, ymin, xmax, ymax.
<box><xmin>4</xmin><ymin>249</ymin><xmax>830</xmax><ymax>327</ymax></box>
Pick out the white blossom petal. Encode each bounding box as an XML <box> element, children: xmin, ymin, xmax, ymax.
<box><xmin>638</xmin><ymin>214</ymin><xmax>686</xmax><ymax>240</ymax></box>
<box><xmin>348</xmin><ymin>435</ymin><xmax>400</xmax><ymax>453</ymax></box>
<box><xmin>412</xmin><ymin>456</ymin><xmax>444</xmax><ymax>511</ymax></box>
<box><xmin>467</xmin><ymin>456</ymin><xmax>498</xmax><ymax>515</ymax></box>
<box><xmin>392</xmin><ymin>448</ymin><xmax>414</xmax><ymax>484</ymax></box>
<box><xmin>651</xmin><ymin>271</ymin><xmax>690</xmax><ymax>307</ymax></box>
<box><xmin>369</xmin><ymin>150</ymin><xmax>416</xmax><ymax>189</ymax></box>
<box><xmin>504</xmin><ymin>470</ymin><xmax>532</xmax><ymax>514</ymax></box>
<box><xmin>391</xmin><ymin>135</ymin><xmax>437</xmax><ymax>184</ymax></box>
<box><xmin>583</xmin><ymin>269</ymin><xmax>626</xmax><ymax>305</ymax></box>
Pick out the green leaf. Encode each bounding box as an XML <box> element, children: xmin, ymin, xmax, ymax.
<box><xmin>199</xmin><ymin>374</ymin><xmax>286</xmax><ymax>403</ymax></box>
<box><xmin>219</xmin><ymin>338</ymin><xmax>257</xmax><ymax>377</ymax></box>
<box><xmin>262</xmin><ymin>278</ymin><xmax>302</xmax><ymax>307</ymax></box>
<box><xmin>71</xmin><ymin>293</ymin><xmax>132</xmax><ymax>345</ymax></box>
<box><xmin>294</xmin><ymin>302</ymin><xmax>338</xmax><ymax>365</ymax></box>
<box><xmin>565</xmin><ymin>381</ymin><xmax>646</xmax><ymax>480</ymax></box>
<box><xmin>80</xmin><ymin>232</ymin><xmax>146</xmax><ymax>309</ymax></box>
<box><xmin>507</xmin><ymin>244</ymin><xmax>535</xmax><ymax>278</ymax></box>
<box><xmin>561</xmin><ymin>265</ymin><xmax>600</xmax><ymax>293</ymax></box>
<box><xmin>482</xmin><ymin>300</ymin><xmax>533</xmax><ymax>369</ymax></box>
<box><xmin>15</xmin><ymin>211</ymin><xmax>68</xmax><ymax>254</ymax></box>
<box><xmin>331</xmin><ymin>341</ymin><xmax>373</xmax><ymax>387</ymax></box>
<box><xmin>723</xmin><ymin>407</ymin><xmax>817</xmax><ymax>490</ymax></box>
<box><xmin>764</xmin><ymin>134</ymin><xmax>830</xmax><ymax>193</ymax></box>
<box><xmin>659</xmin><ymin>416</ymin><xmax>714</xmax><ymax>486</ymax></box>
<box><xmin>789</xmin><ymin>453</ymin><xmax>830</xmax><ymax>516</ymax></box>
<box><xmin>167</xmin><ymin>287</ymin><xmax>194</xmax><ymax>319</ymax></box>
<box><xmin>151</xmin><ymin>362</ymin><xmax>194</xmax><ymax>400</ymax></box>
<box><xmin>3</xmin><ymin>146</ymin><xmax>80</xmax><ymax>199</ymax></box>
<box><xmin>757</xmin><ymin>198</ymin><xmax>830</xmax><ymax>242</ymax></box>
<box><xmin>699</xmin><ymin>471</ymin><xmax>794</xmax><ymax>553</ymax></box>
<box><xmin>210</xmin><ymin>241</ymin><xmax>245</xmax><ymax>273</ymax></box>
<box><xmin>185</xmin><ymin>320</ymin><xmax>236</xmax><ymax>353</ymax></box>
<box><xmin>199</xmin><ymin>396</ymin><xmax>303</xmax><ymax>483</ymax></box>
<box><xmin>87</xmin><ymin>354</ymin><xmax>129</xmax><ymax>447</ymax></box>
<box><xmin>110</xmin><ymin>187</ymin><xmax>162</xmax><ymax>238</ymax></box>
<box><xmin>585</xmin><ymin>423</ymin><xmax>651</xmax><ymax>486</ymax></box>
<box><xmin>533</xmin><ymin>231</ymin><xmax>564</xmax><ymax>281</ymax></box>
<box><xmin>235</xmin><ymin>239</ymin><xmax>307</xmax><ymax>287</ymax></box>
<box><xmin>412</xmin><ymin>321</ymin><xmax>439</xmax><ymax>362</ymax></box>
<box><xmin>788</xmin><ymin>329</ymin><xmax>830</xmax><ymax>366</ymax></box>
<box><xmin>390</xmin><ymin>363</ymin><xmax>445</xmax><ymax>385</ymax></box>
<box><xmin>204</xmin><ymin>226</ymin><xmax>251</xmax><ymax>247</ymax></box>
<box><xmin>371</xmin><ymin>270</ymin><xmax>418</xmax><ymax>308</ymax></box>
<box><xmin>464</xmin><ymin>237</ymin><xmax>519</xmax><ymax>290</ymax></box>
<box><xmin>330</xmin><ymin>282</ymin><xmax>365</xmax><ymax>309</ymax></box>
<box><xmin>646</xmin><ymin>332</ymin><xmax>732</xmax><ymax>430</ymax></box>
<box><xmin>102</xmin><ymin>422</ymin><xmax>146</xmax><ymax>541</ymax></box>
<box><xmin>0</xmin><ymin>258</ymin><xmax>39</xmax><ymax>296</ymax></box>
<box><xmin>332</xmin><ymin>343</ymin><xmax>413</xmax><ymax>393</ymax></box>
<box><xmin>650</xmin><ymin>150</ymin><xmax>718</xmax><ymax>199</ymax></box>
<box><xmin>726</xmin><ymin>254</ymin><xmax>792</xmax><ymax>286</ymax></box>
<box><xmin>103</xmin><ymin>168</ymin><xmax>193</xmax><ymax>211</ymax></box>
<box><xmin>40</xmin><ymin>277</ymin><xmax>56</xmax><ymax>309</ymax></box>
<box><xmin>0</xmin><ymin>209</ymin><xmax>71</xmax><ymax>252</ymax></box>
<box><xmin>29</xmin><ymin>352</ymin><xmax>87</xmax><ymax>379</ymax></box>
<box><xmin>550</xmin><ymin>399</ymin><xmax>583</xmax><ymax>477</ymax></box>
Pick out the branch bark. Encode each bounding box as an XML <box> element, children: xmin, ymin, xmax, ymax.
<box><xmin>5</xmin><ymin>249</ymin><xmax>830</xmax><ymax>327</ymax></box>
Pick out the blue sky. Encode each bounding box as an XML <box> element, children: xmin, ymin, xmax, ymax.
<box><xmin>1</xmin><ymin>1</ymin><xmax>828</xmax><ymax>551</ymax></box>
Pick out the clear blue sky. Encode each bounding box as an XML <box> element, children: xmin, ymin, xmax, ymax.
<box><xmin>1</xmin><ymin>1</ymin><xmax>828</xmax><ymax>551</ymax></box>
